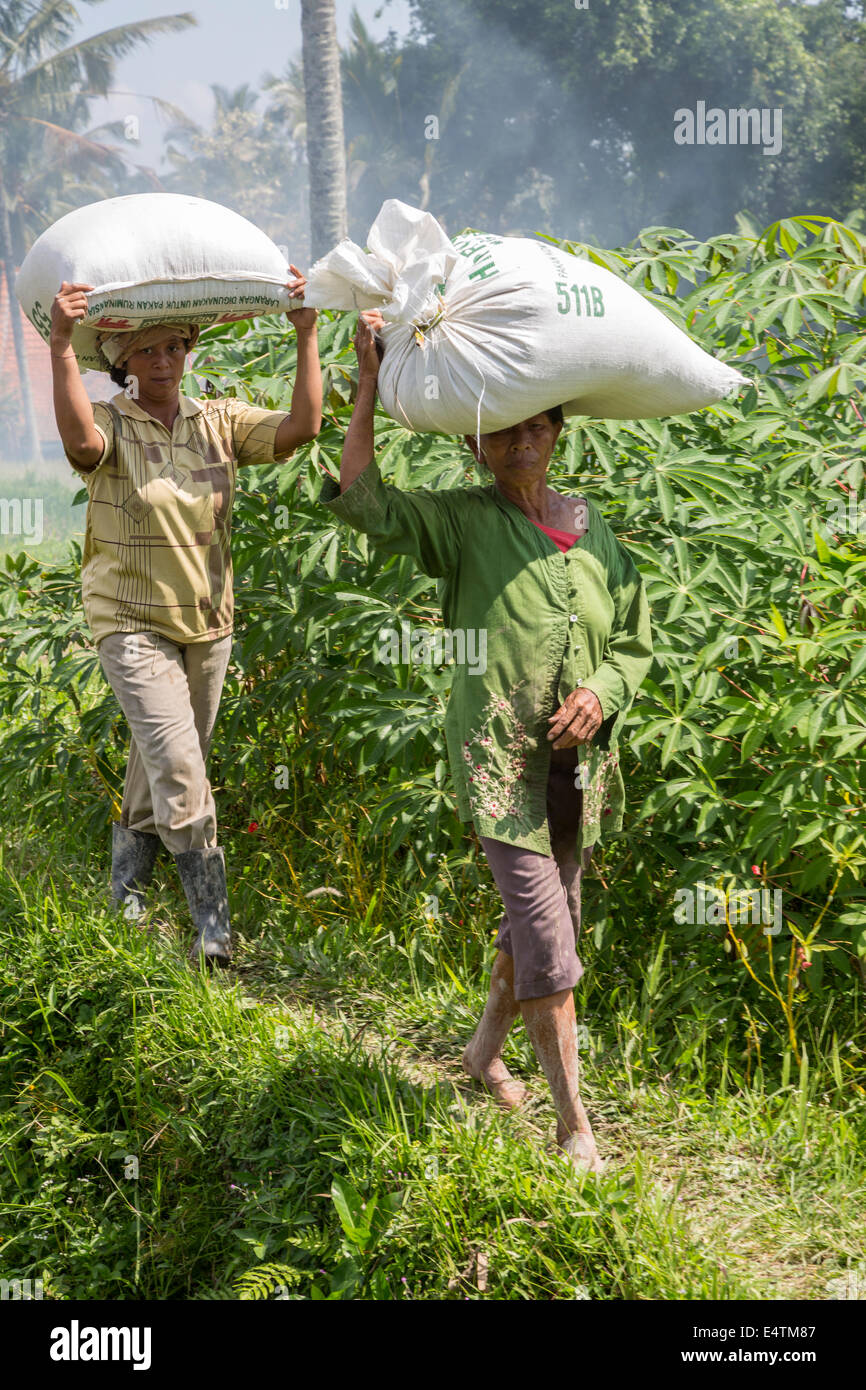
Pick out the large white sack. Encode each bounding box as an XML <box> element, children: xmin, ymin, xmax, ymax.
<box><xmin>305</xmin><ymin>199</ymin><xmax>748</xmax><ymax>432</ymax></box>
<box><xmin>16</xmin><ymin>193</ymin><xmax>299</xmax><ymax>371</ymax></box>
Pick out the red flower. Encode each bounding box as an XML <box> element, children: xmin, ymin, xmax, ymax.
<box><xmin>751</xmin><ymin>865</ymin><xmax>760</xmax><ymax>876</ymax></box>
<box><xmin>247</xmin><ymin>821</ymin><xmax>259</xmax><ymax>833</ymax></box>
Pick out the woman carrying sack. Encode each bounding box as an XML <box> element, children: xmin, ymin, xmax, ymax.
<box><xmin>322</xmin><ymin>312</ymin><xmax>652</xmax><ymax>1172</ymax></box>
<box><xmin>50</xmin><ymin>269</ymin><xmax>322</xmax><ymax>967</ymax></box>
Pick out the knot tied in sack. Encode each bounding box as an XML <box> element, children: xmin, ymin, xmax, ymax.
<box><xmin>305</xmin><ymin>200</ymin><xmax>460</xmax><ymax>328</ymax></box>
<box><xmin>412</xmin><ymin>291</ymin><xmax>447</xmax><ymax>345</ymax></box>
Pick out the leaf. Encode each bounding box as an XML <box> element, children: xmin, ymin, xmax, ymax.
<box><xmin>655</xmin><ymin>472</ymin><xmax>675</xmax><ymax>522</ymax></box>
<box><xmin>848</xmin><ymin>646</ymin><xmax>866</xmax><ymax>682</ymax></box>
<box><xmin>739</xmin><ymin>723</ymin><xmax>765</xmax><ymax>764</ymax></box>
<box><xmin>813</xmin><ymin>527</ymin><xmax>832</xmax><ymax>564</ymax></box>
<box><xmin>583</xmin><ymin>426</ymin><xmax>616</xmax><ymax>475</ymax></box>
<box><xmin>439</xmin><ymin>958</ymin><xmax>466</xmax><ymax>994</ymax></box>
<box><xmin>768</xmin><ymin>604</ymin><xmax>789</xmax><ymax>642</ymax></box>
<box><xmin>330</xmin><ymin>1177</ymin><xmax>368</xmax><ymax>1246</ymax></box>
<box><xmin>330</xmin><ymin>1257</ymin><xmax>362</xmax><ymax>1298</ymax></box>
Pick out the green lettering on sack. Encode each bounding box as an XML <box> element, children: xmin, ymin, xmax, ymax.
<box><xmin>557</xmin><ymin>281</ymin><xmax>605</xmax><ymax>317</ymax></box>
<box><xmin>468</xmin><ymin>263</ymin><xmax>498</xmax><ymax>282</ymax></box>
<box><xmin>31</xmin><ymin>300</ymin><xmax>52</xmax><ymax>338</ymax></box>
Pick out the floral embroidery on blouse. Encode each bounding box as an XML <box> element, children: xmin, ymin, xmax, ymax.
<box><xmin>462</xmin><ymin>684</ymin><xmax>531</xmax><ymax>825</ymax></box>
<box><xmin>581</xmin><ymin>747</ymin><xmax>620</xmax><ymax>827</ymax></box>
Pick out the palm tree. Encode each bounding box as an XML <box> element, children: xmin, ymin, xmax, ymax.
<box><xmin>299</xmin><ymin>0</ymin><xmax>347</xmax><ymax>261</ymax></box>
<box><xmin>0</xmin><ymin>0</ymin><xmax>196</xmax><ymax>461</ymax></box>
<box><xmin>340</xmin><ymin>11</ymin><xmax>466</xmax><ymax>224</ymax></box>
<box><xmin>267</xmin><ymin>11</ymin><xmax>466</xmax><ymax>246</ymax></box>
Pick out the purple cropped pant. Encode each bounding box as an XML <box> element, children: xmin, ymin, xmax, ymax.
<box><xmin>480</xmin><ymin>746</ymin><xmax>594</xmax><ymax>1002</ymax></box>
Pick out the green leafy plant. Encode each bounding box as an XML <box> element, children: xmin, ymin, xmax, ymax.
<box><xmin>1</xmin><ymin>214</ymin><xmax>864</xmax><ymax>1049</ymax></box>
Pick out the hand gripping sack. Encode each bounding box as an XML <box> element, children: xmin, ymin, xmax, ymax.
<box><xmin>15</xmin><ymin>193</ymin><xmax>300</xmax><ymax>371</ymax></box>
<box><xmin>305</xmin><ymin>199</ymin><xmax>748</xmax><ymax>433</ymax></box>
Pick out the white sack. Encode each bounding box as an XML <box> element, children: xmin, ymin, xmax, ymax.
<box><xmin>16</xmin><ymin>194</ymin><xmax>299</xmax><ymax>371</ymax></box>
<box><xmin>305</xmin><ymin>199</ymin><xmax>748</xmax><ymax>432</ymax></box>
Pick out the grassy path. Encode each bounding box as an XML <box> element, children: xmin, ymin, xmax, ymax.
<box><xmin>1</xmin><ymin>824</ymin><xmax>864</xmax><ymax>1300</ymax></box>
<box><xmin>238</xmin><ymin>960</ymin><xmax>866</xmax><ymax>1302</ymax></box>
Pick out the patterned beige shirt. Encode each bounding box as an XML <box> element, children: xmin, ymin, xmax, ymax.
<box><xmin>67</xmin><ymin>392</ymin><xmax>288</xmax><ymax>645</ymax></box>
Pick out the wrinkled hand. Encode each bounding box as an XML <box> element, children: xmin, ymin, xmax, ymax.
<box><xmin>547</xmin><ymin>687</ymin><xmax>603</xmax><ymax>748</ymax></box>
<box><xmin>51</xmin><ymin>280</ymin><xmax>93</xmax><ymax>344</ymax></box>
<box><xmin>285</xmin><ymin>264</ymin><xmax>317</xmax><ymax>330</ymax></box>
<box><xmin>354</xmin><ymin>310</ymin><xmax>385</xmax><ymax>381</ymax></box>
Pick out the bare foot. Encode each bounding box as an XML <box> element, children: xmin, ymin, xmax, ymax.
<box><xmin>558</xmin><ymin>1131</ymin><xmax>606</xmax><ymax>1175</ymax></box>
<box><xmin>462</xmin><ymin>1043</ymin><xmax>527</xmax><ymax>1110</ymax></box>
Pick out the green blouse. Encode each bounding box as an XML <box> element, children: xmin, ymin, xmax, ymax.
<box><xmin>321</xmin><ymin>458</ymin><xmax>653</xmax><ymax>857</ymax></box>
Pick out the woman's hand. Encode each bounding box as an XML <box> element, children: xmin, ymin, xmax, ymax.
<box><xmin>547</xmin><ymin>687</ymin><xmax>603</xmax><ymax>748</ymax></box>
<box><xmin>285</xmin><ymin>264</ymin><xmax>317</xmax><ymax>331</ymax></box>
<box><xmin>50</xmin><ymin>281</ymin><xmax>93</xmax><ymax>347</ymax></box>
<box><xmin>354</xmin><ymin>310</ymin><xmax>385</xmax><ymax>382</ymax></box>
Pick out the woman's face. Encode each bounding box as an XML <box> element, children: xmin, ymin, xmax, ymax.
<box><xmin>123</xmin><ymin>334</ymin><xmax>188</xmax><ymax>399</ymax></box>
<box><xmin>468</xmin><ymin>413</ymin><xmax>563</xmax><ymax>487</ymax></box>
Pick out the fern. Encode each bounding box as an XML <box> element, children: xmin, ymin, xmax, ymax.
<box><xmin>233</xmin><ymin>1262</ymin><xmax>305</xmax><ymax>1301</ymax></box>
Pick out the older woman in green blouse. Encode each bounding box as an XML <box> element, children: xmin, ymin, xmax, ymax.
<box><xmin>322</xmin><ymin>313</ymin><xmax>653</xmax><ymax>1172</ymax></box>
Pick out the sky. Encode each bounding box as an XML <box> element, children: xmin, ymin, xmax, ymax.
<box><xmin>78</xmin><ymin>0</ymin><xmax>413</xmax><ymax>170</ymax></box>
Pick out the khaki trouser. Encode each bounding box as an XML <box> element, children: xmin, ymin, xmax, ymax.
<box><xmin>98</xmin><ymin>631</ymin><xmax>232</xmax><ymax>855</ymax></box>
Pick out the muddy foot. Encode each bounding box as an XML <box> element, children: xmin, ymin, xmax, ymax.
<box><xmin>558</xmin><ymin>1131</ymin><xmax>606</xmax><ymax>1175</ymax></box>
<box><xmin>461</xmin><ymin>1044</ymin><xmax>527</xmax><ymax>1110</ymax></box>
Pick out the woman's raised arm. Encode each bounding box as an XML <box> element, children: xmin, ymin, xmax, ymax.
<box><xmin>340</xmin><ymin>312</ymin><xmax>383</xmax><ymax>493</ymax></box>
<box><xmin>273</xmin><ymin>265</ymin><xmax>323</xmax><ymax>457</ymax></box>
<box><xmin>50</xmin><ymin>282</ymin><xmax>106</xmax><ymax>470</ymax></box>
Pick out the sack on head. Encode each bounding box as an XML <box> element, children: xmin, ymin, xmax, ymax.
<box><xmin>16</xmin><ymin>193</ymin><xmax>299</xmax><ymax>372</ymax></box>
<box><xmin>305</xmin><ymin>199</ymin><xmax>748</xmax><ymax>433</ymax></box>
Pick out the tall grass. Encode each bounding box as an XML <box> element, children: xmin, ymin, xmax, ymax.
<box><xmin>1</xmin><ymin>774</ymin><xmax>863</xmax><ymax>1301</ymax></box>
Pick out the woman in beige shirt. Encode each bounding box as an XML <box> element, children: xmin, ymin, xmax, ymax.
<box><xmin>50</xmin><ymin>271</ymin><xmax>321</xmax><ymax>967</ymax></box>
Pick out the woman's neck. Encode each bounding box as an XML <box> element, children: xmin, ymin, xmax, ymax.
<box><xmin>136</xmin><ymin>391</ymin><xmax>181</xmax><ymax>430</ymax></box>
<box><xmin>495</xmin><ymin>477</ymin><xmax>556</xmax><ymax>525</ymax></box>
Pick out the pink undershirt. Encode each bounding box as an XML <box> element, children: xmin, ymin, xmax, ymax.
<box><xmin>528</xmin><ymin>518</ymin><xmax>580</xmax><ymax>553</ymax></box>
